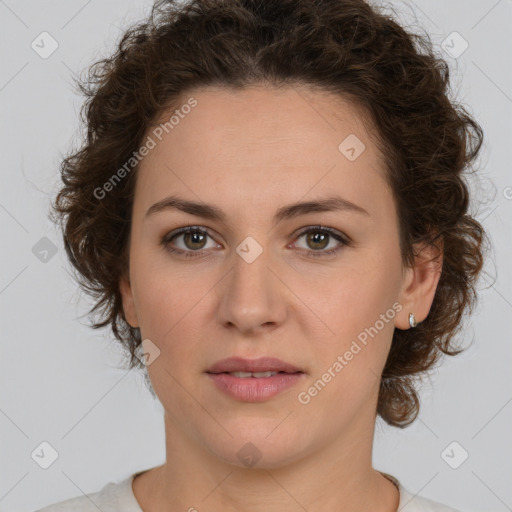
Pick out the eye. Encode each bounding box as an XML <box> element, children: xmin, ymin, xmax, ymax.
<box><xmin>161</xmin><ymin>225</ymin><xmax>351</xmax><ymax>259</ymax></box>
<box><xmin>291</xmin><ymin>225</ymin><xmax>350</xmax><ymax>258</ymax></box>
<box><xmin>161</xmin><ymin>226</ymin><xmax>220</xmax><ymax>258</ymax></box>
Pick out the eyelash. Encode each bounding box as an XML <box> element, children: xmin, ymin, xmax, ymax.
<box><xmin>161</xmin><ymin>225</ymin><xmax>351</xmax><ymax>260</ymax></box>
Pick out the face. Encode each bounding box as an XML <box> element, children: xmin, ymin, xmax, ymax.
<box><xmin>120</xmin><ymin>84</ymin><xmax>440</xmax><ymax>468</ymax></box>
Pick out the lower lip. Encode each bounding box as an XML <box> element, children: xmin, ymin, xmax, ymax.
<box><xmin>206</xmin><ymin>372</ymin><xmax>304</xmax><ymax>402</ymax></box>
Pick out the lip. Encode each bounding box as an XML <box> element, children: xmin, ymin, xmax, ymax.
<box><xmin>206</xmin><ymin>356</ymin><xmax>303</xmax><ymax>374</ymax></box>
<box><xmin>207</xmin><ymin>372</ymin><xmax>305</xmax><ymax>402</ymax></box>
<box><xmin>205</xmin><ymin>357</ymin><xmax>305</xmax><ymax>402</ymax></box>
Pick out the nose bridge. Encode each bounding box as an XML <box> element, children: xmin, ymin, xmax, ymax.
<box><xmin>232</xmin><ymin>238</ymin><xmax>271</xmax><ymax>290</ymax></box>
<box><xmin>216</xmin><ymin>236</ymin><xmax>286</xmax><ymax>332</ymax></box>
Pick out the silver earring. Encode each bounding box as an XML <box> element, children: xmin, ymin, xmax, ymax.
<box><xmin>409</xmin><ymin>313</ymin><xmax>417</xmax><ymax>328</ymax></box>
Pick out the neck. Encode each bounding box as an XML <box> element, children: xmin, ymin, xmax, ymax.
<box><xmin>132</xmin><ymin>411</ymin><xmax>399</xmax><ymax>512</ymax></box>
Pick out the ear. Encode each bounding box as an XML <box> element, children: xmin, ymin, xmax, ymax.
<box><xmin>395</xmin><ymin>239</ymin><xmax>443</xmax><ymax>330</ymax></box>
<box><xmin>119</xmin><ymin>272</ymin><xmax>140</xmax><ymax>328</ymax></box>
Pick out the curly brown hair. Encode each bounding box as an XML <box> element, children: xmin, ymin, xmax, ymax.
<box><xmin>51</xmin><ymin>0</ymin><xmax>489</xmax><ymax>427</ymax></box>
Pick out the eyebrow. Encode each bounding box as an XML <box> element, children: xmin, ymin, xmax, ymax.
<box><xmin>144</xmin><ymin>194</ymin><xmax>370</xmax><ymax>224</ymax></box>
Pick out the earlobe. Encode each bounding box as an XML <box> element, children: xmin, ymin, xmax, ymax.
<box><xmin>119</xmin><ymin>274</ymin><xmax>140</xmax><ymax>328</ymax></box>
<box><xmin>396</xmin><ymin>242</ymin><xmax>443</xmax><ymax>330</ymax></box>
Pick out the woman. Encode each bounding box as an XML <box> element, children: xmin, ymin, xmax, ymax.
<box><xmin>38</xmin><ymin>0</ymin><xmax>488</xmax><ymax>510</ymax></box>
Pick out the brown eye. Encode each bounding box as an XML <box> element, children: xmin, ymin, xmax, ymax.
<box><xmin>162</xmin><ymin>227</ymin><xmax>220</xmax><ymax>258</ymax></box>
<box><xmin>182</xmin><ymin>230</ymin><xmax>208</xmax><ymax>250</ymax></box>
<box><xmin>292</xmin><ymin>226</ymin><xmax>350</xmax><ymax>258</ymax></box>
<box><xmin>304</xmin><ymin>231</ymin><xmax>330</xmax><ymax>250</ymax></box>
<box><xmin>162</xmin><ymin>225</ymin><xmax>350</xmax><ymax>260</ymax></box>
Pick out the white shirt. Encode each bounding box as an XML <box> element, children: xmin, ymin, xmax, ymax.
<box><xmin>35</xmin><ymin>471</ymin><xmax>462</xmax><ymax>511</ymax></box>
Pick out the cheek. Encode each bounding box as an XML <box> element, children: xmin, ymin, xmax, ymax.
<box><xmin>299</xmin><ymin>275</ymin><xmax>398</xmax><ymax>417</ymax></box>
<box><xmin>297</xmin><ymin>257</ymin><xmax>399</xmax><ymax>335</ymax></box>
<box><xmin>129</xmin><ymin>246</ymin><xmax>195</xmax><ymax>336</ymax></box>
<box><xmin>295</xmin><ymin>255</ymin><xmax>401</xmax><ymax>379</ymax></box>
<box><xmin>135</xmin><ymin>273</ymin><xmax>206</xmax><ymax>340</ymax></box>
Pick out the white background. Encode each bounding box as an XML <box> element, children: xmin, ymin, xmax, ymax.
<box><xmin>0</xmin><ymin>1</ymin><xmax>511</xmax><ymax>511</ymax></box>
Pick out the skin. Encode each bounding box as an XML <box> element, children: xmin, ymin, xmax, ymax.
<box><xmin>120</xmin><ymin>84</ymin><xmax>442</xmax><ymax>512</ymax></box>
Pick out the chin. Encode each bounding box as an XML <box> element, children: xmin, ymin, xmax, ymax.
<box><xmin>203</xmin><ymin>425</ymin><xmax>311</xmax><ymax>470</ymax></box>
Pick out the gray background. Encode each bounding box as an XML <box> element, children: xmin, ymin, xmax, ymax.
<box><xmin>0</xmin><ymin>1</ymin><xmax>511</xmax><ymax>511</ymax></box>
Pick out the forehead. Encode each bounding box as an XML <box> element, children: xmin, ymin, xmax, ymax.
<box><xmin>160</xmin><ymin>84</ymin><xmax>375</xmax><ymax>150</ymax></box>
<box><xmin>134</xmin><ymin>84</ymin><xmax>392</xmax><ymax>222</ymax></box>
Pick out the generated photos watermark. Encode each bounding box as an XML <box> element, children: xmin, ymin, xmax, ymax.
<box><xmin>297</xmin><ymin>301</ymin><xmax>403</xmax><ymax>405</ymax></box>
<box><xmin>93</xmin><ymin>97</ymin><xmax>198</xmax><ymax>200</ymax></box>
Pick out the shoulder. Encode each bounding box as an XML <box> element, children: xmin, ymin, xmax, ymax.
<box><xmin>381</xmin><ymin>472</ymin><xmax>462</xmax><ymax>512</ymax></box>
<box><xmin>399</xmin><ymin>490</ymin><xmax>463</xmax><ymax>512</ymax></box>
<box><xmin>35</xmin><ymin>492</ymin><xmax>102</xmax><ymax>512</ymax></box>
<box><xmin>34</xmin><ymin>473</ymin><xmax>142</xmax><ymax>512</ymax></box>
<box><xmin>398</xmin><ymin>480</ymin><xmax>462</xmax><ymax>511</ymax></box>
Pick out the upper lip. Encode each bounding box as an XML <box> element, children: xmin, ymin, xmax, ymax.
<box><xmin>206</xmin><ymin>357</ymin><xmax>303</xmax><ymax>374</ymax></box>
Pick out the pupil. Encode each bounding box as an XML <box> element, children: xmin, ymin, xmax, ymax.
<box><xmin>186</xmin><ymin>231</ymin><xmax>206</xmax><ymax>249</ymax></box>
<box><xmin>308</xmin><ymin>232</ymin><xmax>328</xmax><ymax>250</ymax></box>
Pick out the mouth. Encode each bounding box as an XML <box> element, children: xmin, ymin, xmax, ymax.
<box><xmin>206</xmin><ymin>356</ymin><xmax>304</xmax><ymax>375</ymax></box>
<box><xmin>205</xmin><ymin>357</ymin><xmax>305</xmax><ymax>402</ymax></box>
<box><xmin>212</xmin><ymin>370</ymin><xmax>299</xmax><ymax>378</ymax></box>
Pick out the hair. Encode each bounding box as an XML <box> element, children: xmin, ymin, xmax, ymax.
<box><xmin>51</xmin><ymin>0</ymin><xmax>490</xmax><ymax>427</ymax></box>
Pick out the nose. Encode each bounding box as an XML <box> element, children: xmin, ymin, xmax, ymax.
<box><xmin>215</xmin><ymin>243</ymin><xmax>288</xmax><ymax>335</ymax></box>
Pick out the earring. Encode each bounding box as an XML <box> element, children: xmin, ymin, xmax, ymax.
<box><xmin>409</xmin><ymin>313</ymin><xmax>417</xmax><ymax>328</ymax></box>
